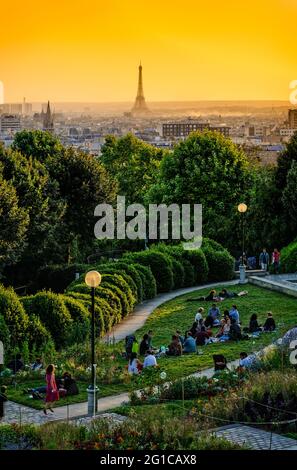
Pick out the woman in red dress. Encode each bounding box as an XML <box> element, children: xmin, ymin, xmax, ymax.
<box><xmin>44</xmin><ymin>364</ymin><xmax>59</xmax><ymax>414</ymax></box>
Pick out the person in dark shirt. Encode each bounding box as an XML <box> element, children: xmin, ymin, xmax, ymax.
<box><xmin>7</xmin><ymin>353</ymin><xmax>24</xmax><ymax>374</ymax></box>
<box><xmin>229</xmin><ymin>319</ymin><xmax>242</xmax><ymax>341</ymax></box>
<box><xmin>139</xmin><ymin>334</ymin><xmax>150</xmax><ymax>356</ymax></box>
<box><xmin>196</xmin><ymin>327</ymin><xmax>210</xmax><ymax>346</ymax></box>
<box><xmin>263</xmin><ymin>312</ymin><xmax>276</xmax><ymax>332</ymax></box>
<box><xmin>248</xmin><ymin>313</ymin><xmax>262</xmax><ymax>333</ymax></box>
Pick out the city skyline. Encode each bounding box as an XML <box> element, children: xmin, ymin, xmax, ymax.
<box><xmin>1</xmin><ymin>0</ymin><xmax>297</xmax><ymax>103</ymax></box>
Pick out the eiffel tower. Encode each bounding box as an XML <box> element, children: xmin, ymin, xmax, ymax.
<box><xmin>131</xmin><ymin>62</ymin><xmax>150</xmax><ymax>115</ymax></box>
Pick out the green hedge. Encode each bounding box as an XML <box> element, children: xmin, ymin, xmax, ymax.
<box><xmin>124</xmin><ymin>250</ymin><xmax>173</xmax><ymax>293</ymax></box>
<box><xmin>0</xmin><ymin>314</ymin><xmax>10</xmax><ymax>351</ymax></box>
<box><xmin>171</xmin><ymin>258</ymin><xmax>185</xmax><ymax>289</ymax></box>
<box><xmin>21</xmin><ymin>292</ymin><xmax>73</xmax><ymax>349</ymax></box>
<box><xmin>128</xmin><ymin>263</ymin><xmax>157</xmax><ymax>299</ymax></box>
<box><xmin>101</xmin><ymin>273</ymin><xmax>136</xmax><ymax>312</ymax></box>
<box><xmin>180</xmin><ymin>258</ymin><xmax>195</xmax><ymax>287</ymax></box>
<box><xmin>26</xmin><ymin>314</ymin><xmax>52</xmax><ymax>350</ymax></box>
<box><xmin>202</xmin><ymin>247</ymin><xmax>234</xmax><ymax>282</ymax></box>
<box><xmin>66</xmin><ymin>292</ymin><xmax>112</xmax><ymax>334</ymax></box>
<box><xmin>280</xmin><ymin>241</ymin><xmax>297</xmax><ymax>273</ymax></box>
<box><xmin>62</xmin><ymin>296</ymin><xmax>90</xmax><ymax>344</ymax></box>
<box><xmin>0</xmin><ymin>284</ymin><xmax>29</xmax><ymax>344</ymax></box>
<box><xmin>182</xmin><ymin>249</ymin><xmax>209</xmax><ymax>284</ymax></box>
<box><xmin>98</xmin><ymin>262</ymin><xmax>143</xmax><ymax>302</ymax></box>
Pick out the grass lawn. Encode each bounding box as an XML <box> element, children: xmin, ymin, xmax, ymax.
<box><xmin>4</xmin><ymin>284</ymin><xmax>297</xmax><ymax>409</ymax></box>
<box><xmin>111</xmin><ymin>400</ymin><xmax>196</xmax><ymax>419</ymax></box>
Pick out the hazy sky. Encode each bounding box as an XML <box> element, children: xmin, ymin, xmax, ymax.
<box><xmin>1</xmin><ymin>0</ymin><xmax>297</xmax><ymax>102</ymax></box>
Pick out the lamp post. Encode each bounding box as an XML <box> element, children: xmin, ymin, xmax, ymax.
<box><xmin>237</xmin><ymin>203</ymin><xmax>248</xmax><ymax>284</ymax></box>
<box><xmin>85</xmin><ymin>270</ymin><xmax>101</xmax><ymax>416</ymax></box>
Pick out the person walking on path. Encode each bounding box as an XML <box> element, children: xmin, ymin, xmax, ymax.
<box><xmin>44</xmin><ymin>364</ymin><xmax>59</xmax><ymax>415</ymax></box>
<box><xmin>259</xmin><ymin>248</ymin><xmax>269</xmax><ymax>271</ymax></box>
<box><xmin>272</xmin><ymin>248</ymin><xmax>280</xmax><ymax>274</ymax></box>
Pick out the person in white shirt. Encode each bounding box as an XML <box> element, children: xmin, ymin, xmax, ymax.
<box><xmin>143</xmin><ymin>350</ymin><xmax>157</xmax><ymax>368</ymax></box>
<box><xmin>195</xmin><ymin>307</ymin><xmax>205</xmax><ymax>323</ymax></box>
<box><xmin>128</xmin><ymin>353</ymin><xmax>141</xmax><ymax>375</ymax></box>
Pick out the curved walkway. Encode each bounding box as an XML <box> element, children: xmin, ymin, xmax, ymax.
<box><xmin>104</xmin><ymin>279</ymin><xmax>239</xmax><ymax>343</ymax></box>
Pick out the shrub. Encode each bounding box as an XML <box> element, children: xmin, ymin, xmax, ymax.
<box><xmin>0</xmin><ymin>314</ymin><xmax>10</xmax><ymax>352</ymax></box>
<box><xmin>181</xmin><ymin>259</ymin><xmax>195</xmax><ymax>287</ymax></box>
<box><xmin>170</xmin><ymin>258</ymin><xmax>185</xmax><ymax>289</ymax></box>
<box><xmin>0</xmin><ymin>284</ymin><xmax>29</xmax><ymax>344</ymax></box>
<box><xmin>202</xmin><ymin>237</ymin><xmax>225</xmax><ymax>252</ymax></box>
<box><xmin>26</xmin><ymin>314</ymin><xmax>52</xmax><ymax>350</ymax></box>
<box><xmin>182</xmin><ymin>249</ymin><xmax>209</xmax><ymax>284</ymax></box>
<box><xmin>98</xmin><ymin>262</ymin><xmax>143</xmax><ymax>302</ymax></box>
<box><xmin>101</xmin><ymin>273</ymin><xmax>136</xmax><ymax>311</ymax></box>
<box><xmin>35</xmin><ymin>264</ymin><xmax>90</xmax><ymax>293</ymax></box>
<box><xmin>62</xmin><ymin>297</ymin><xmax>90</xmax><ymax>344</ymax></box>
<box><xmin>131</xmin><ymin>263</ymin><xmax>157</xmax><ymax>299</ymax></box>
<box><xmin>280</xmin><ymin>241</ymin><xmax>297</xmax><ymax>273</ymax></box>
<box><xmin>202</xmin><ymin>247</ymin><xmax>234</xmax><ymax>282</ymax></box>
<box><xmin>21</xmin><ymin>292</ymin><xmax>73</xmax><ymax>349</ymax></box>
<box><xmin>124</xmin><ymin>250</ymin><xmax>173</xmax><ymax>293</ymax></box>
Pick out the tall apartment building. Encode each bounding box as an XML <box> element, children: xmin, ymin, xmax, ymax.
<box><xmin>162</xmin><ymin>121</ymin><xmax>230</xmax><ymax>138</ymax></box>
<box><xmin>0</xmin><ymin>114</ymin><xmax>21</xmax><ymax>133</ymax></box>
<box><xmin>288</xmin><ymin>109</ymin><xmax>297</xmax><ymax>129</ymax></box>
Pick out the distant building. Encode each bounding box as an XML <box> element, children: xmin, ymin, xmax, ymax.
<box><xmin>43</xmin><ymin>101</ymin><xmax>54</xmax><ymax>132</ymax></box>
<box><xmin>288</xmin><ymin>109</ymin><xmax>297</xmax><ymax>129</ymax></box>
<box><xmin>131</xmin><ymin>63</ymin><xmax>150</xmax><ymax>116</ymax></box>
<box><xmin>0</xmin><ymin>114</ymin><xmax>21</xmax><ymax>134</ymax></box>
<box><xmin>280</xmin><ymin>128</ymin><xmax>297</xmax><ymax>137</ymax></box>
<box><xmin>162</xmin><ymin>121</ymin><xmax>230</xmax><ymax>138</ymax></box>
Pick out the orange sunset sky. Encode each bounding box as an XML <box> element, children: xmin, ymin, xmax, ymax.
<box><xmin>1</xmin><ymin>0</ymin><xmax>297</xmax><ymax>102</ymax></box>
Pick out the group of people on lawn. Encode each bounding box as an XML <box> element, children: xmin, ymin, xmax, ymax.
<box><xmin>126</xmin><ymin>288</ymin><xmax>276</xmax><ymax>375</ymax></box>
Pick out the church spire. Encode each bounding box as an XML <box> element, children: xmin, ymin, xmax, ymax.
<box><xmin>43</xmin><ymin>101</ymin><xmax>54</xmax><ymax>132</ymax></box>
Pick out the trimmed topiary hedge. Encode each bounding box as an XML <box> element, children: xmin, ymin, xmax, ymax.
<box><xmin>124</xmin><ymin>250</ymin><xmax>173</xmax><ymax>293</ymax></box>
<box><xmin>130</xmin><ymin>263</ymin><xmax>157</xmax><ymax>299</ymax></box>
<box><xmin>0</xmin><ymin>284</ymin><xmax>29</xmax><ymax>344</ymax></box>
<box><xmin>170</xmin><ymin>258</ymin><xmax>185</xmax><ymax>289</ymax></box>
<box><xmin>26</xmin><ymin>314</ymin><xmax>52</xmax><ymax>349</ymax></box>
<box><xmin>180</xmin><ymin>258</ymin><xmax>195</xmax><ymax>287</ymax></box>
<box><xmin>21</xmin><ymin>292</ymin><xmax>73</xmax><ymax>349</ymax></box>
<box><xmin>182</xmin><ymin>249</ymin><xmax>209</xmax><ymax>284</ymax></box>
<box><xmin>280</xmin><ymin>241</ymin><xmax>297</xmax><ymax>273</ymax></box>
<box><xmin>202</xmin><ymin>247</ymin><xmax>234</xmax><ymax>282</ymax></box>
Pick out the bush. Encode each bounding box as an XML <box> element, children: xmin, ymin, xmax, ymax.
<box><xmin>280</xmin><ymin>240</ymin><xmax>297</xmax><ymax>273</ymax></box>
<box><xmin>182</xmin><ymin>249</ymin><xmax>208</xmax><ymax>284</ymax></box>
<box><xmin>21</xmin><ymin>292</ymin><xmax>73</xmax><ymax>349</ymax></box>
<box><xmin>170</xmin><ymin>258</ymin><xmax>185</xmax><ymax>289</ymax></box>
<box><xmin>98</xmin><ymin>262</ymin><xmax>143</xmax><ymax>302</ymax></box>
<box><xmin>65</xmin><ymin>292</ymin><xmax>108</xmax><ymax>335</ymax></box>
<box><xmin>101</xmin><ymin>273</ymin><xmax>136</xmax><ymax>311</ymax></box>
<box><xmin>0</xmin><ymin>314</ymin><xmax>10</xmax><ymax>352</ymax></box>
<box><xmin>180</xmin><ymin>259</ymin><xmax>195</xmax><ymax>287</ymax></box>
<box><xmin>202</xmin><ymin>237</ymin><xmax>225</xmax><ymax>252</ymax></box>
<box><xmin>26</xmin><ymin>314</ymin><xmax>52</xmax><ymax>350</ymax></box>
<box><xmin>35</xmin><ymin>264</ymin><xmax>90</xmax><ymax>293</ymax></box>
<box><xmin>131</xmin><ymin>263</ymin><xmax>157</xmax><ymax>299</ymax></box>
<box><xmin>202</xmin><ymin>247</ymin><xmax>234</xmax><ymax>282</ymax></box>
<box><xmin>124</xmin><ymin>250</ymin><xmax>173</xmax><ymax>293</ymax></box>
<box><xmin>0</xmin><ymin>284</ymin><xmax>29</xmax><ymax>344</ymax></box>
<box><xmin>62</xmin><ymin>297</ymin><xmax>90</xmax><ymax>344</ymax></box>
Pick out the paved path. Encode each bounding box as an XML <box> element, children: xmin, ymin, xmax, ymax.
<box><xmin>104</xmin><ymin>280</ymin><xmax>239</xmax><ymax>343</ymax></box>
<box><xmin>2</xmin><ymin>280</ymin><xmax>240</xmax><ymax>426</ymax></box>
<box><xmin>213</xmin><ymin>424</ymin><xmax>297</xmax><ymax>450</ymax></box>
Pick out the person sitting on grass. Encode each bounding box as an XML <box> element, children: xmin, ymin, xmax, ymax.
<box><xmin>176</xmin><ymin>330</ymin><xmax>185</xmax><ymax>346</ymax></box>
<box><xmin>247</xmin><ymin>313</ymin><xmax>262</xmax><ymax>333</ymax></box>
<box><xmin>189</xmin><ymin>321</ymin><xmax>199</xmax><ymax>338</ymax></box>
<box><xmin>139</xmin><ymin>334</ymin><xmax>150</xmax><ymax>356</ymax></box>
<box><xmin>229</xmin><ymin>318</ymin><xmax>243</xmax><ymax>341</ymax></box>
<box><xmin>216</xmin><ymin>318</ymin><xmax>231</xmax><ymax>338</ymax></box>
<box><xmin>166</xmin><ymin>335</ymin><xmax>182</xmax><ymax>356</ymax></box>
<box><xmin>195</xmin><ymin>326</ymin><xmax>210</xmax><ymax>346</ymax></box>
<box><xmin>128</xmin><ymin>352</ymin><xmax>142</xmax><ymax>375</ymax></box>
<box><xmin>229</xmin><ymin>305</ymin><xmax>240</xmax><ymax>325</ymax></box>
<box><xmin>205</xmin><ymin>304</ymin><xmax>221</xmax><ymax>328</ymax></box>
<box><xmin>31</xmin><ymin>357</ymin><xmax>43</xmax><ymax>371</ymax></box>
<box><xmin>183</xmin><ymin>332</ymin><xmax>197</xmax><ymax>353</ymax></box>
<box><xmin>143</xmin><ymin>350</ymin><xmax>157</xmax><ymax>368</ymax></box>
<box><xmin>263</xmin><ymin>312</ymin><xmax>276</xmax><ymax>332</ymax></box>
<box><xmin>195</xmin><ymin>307</ymin><xmax>205</xmax><ymax>322</ymax></box>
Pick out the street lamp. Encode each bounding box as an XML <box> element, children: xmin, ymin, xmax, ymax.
<box><xmin>85</xmin><ymin>270</ymin><xmax>101</xmax><ymax>416</ymax></box>
<box><xmin>237</xmin><ymin>203</ymin><xmax>248</xmax><ymax>284</ymax></box>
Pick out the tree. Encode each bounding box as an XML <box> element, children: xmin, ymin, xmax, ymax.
<box><xmin>101</xmin><ymin>133</ymin><xmax>163</xmax><ymax>204</ymax></box>
<box><xmin>46</xmin><ymin>146</ymin><xmax>117</xmax><ymax>261</ymax></box>
<box><xmin>146</xmin><ymin>131</ymin><xmax>250</xmax><ymax>250</ymax></box>
<box><xmin>0</xmin><ymin>173</ymin><xmax>29</xmax><ymax>273</ymax></box>
<box><xmin>282</xmin><ymin>161</ymin><xmax>297</xmax><ymax>235</ymax></box>
<box><xmin>12</xmin><ymin>130</ymin><xmax>62</xmax><ymax>162</ymax></box>
<box><xmin>0</xmin><ymin>146</ymin><xmax>65</xmax><ymax>277</ymax></box>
